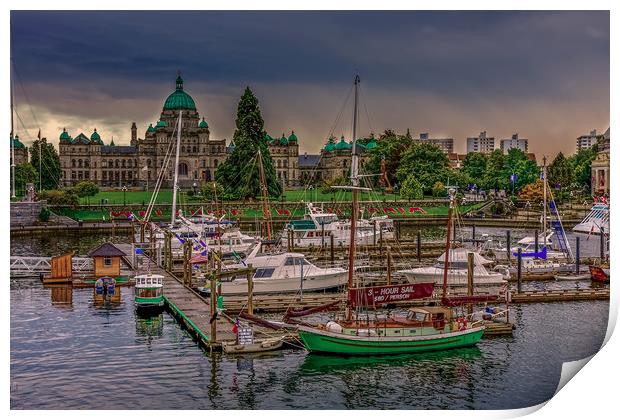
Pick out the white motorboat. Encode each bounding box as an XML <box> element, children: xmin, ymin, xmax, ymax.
<box><xmin>210</xmin><ymin>242</ymin><xmax>348</xmax><ymax>295</ymax></box>
<box><xmin>397</xmin><ymin>248</ymin><xmax>507</xmax><ymax>296</ymax></box>
<box><xmin>573</xmin><ymin>202</ymin><xmax>609</xmax><ymax>235</ymax></box>
<box><xmin>206</xmin><ymin>227</ymin><xmax>258</xmax><ymax>255</ymax></box>
<box><xmin>283</xmin><ymin>202</ymin><xmax>394</xmax><ymax>247</ymax></box>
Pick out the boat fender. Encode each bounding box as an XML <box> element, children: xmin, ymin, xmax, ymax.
<box><xmin>95</xmin><ymin>279</ymin><xmax>104</xmax><ymax>295</ymax></box>
<box><xmin>107</xmin><ymin>279</ymin><xmax>116</xmax><ymax>296</ymax></box>
<box><xmin>326</xmin><ymin>321</ymin><xmax>343</xmax><ymax>333</ymax></box>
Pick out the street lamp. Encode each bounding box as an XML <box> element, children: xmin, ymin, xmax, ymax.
<box><xmin>122</xmin><ymin>185</ymin><xmax>128</xmax><ymax>206</ymax></box>
<box><xmin>192</xmin><ymin>182</ymin><xmax>197</xmax><ymax>196</ymax></box>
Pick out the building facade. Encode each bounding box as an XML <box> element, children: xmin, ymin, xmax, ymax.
<box><xmin>467</xmin><ymin>131</ymin><xmax>495</xmax><ymax>154</ymax></box>
<box><xmin>576</xmin><ymin>129</ymin><xmax>599</xmax><ymax>151</ymax></box>
<box><xmin>264</xmin><ymin>132</ymin><xmax>299</xmax><ymax>187</ymax></box>
<box><xmin>591</xmin><ymin>127</ymin><xmax>610</xmax><ymax>196</ymax></box>
<box><xmin>318</xmin><ymin>135</ymin><xmax>377</xmax><ymax>181</ymax></box>
<box><xmin>500</xmin><ymin>133</ymin><xmax>528</xmax><ymax>154</ymax></box>
<box><xmin>10</xmin><ymin>135</ymin><xmax>28</xmax><ymax>166</ymax></box>
<box><xmin>416</xmin><ymin>132</ymin><xmax>454</xmax><ymax>154</ymax></box>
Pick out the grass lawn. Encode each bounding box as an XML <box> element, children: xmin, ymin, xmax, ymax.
<box><xmin>80</xmin><ymin>188</ymin><xmax>426</xmax><ymax>205</ymax></box>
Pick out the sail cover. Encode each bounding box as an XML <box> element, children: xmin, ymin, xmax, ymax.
<box><xmin>348</xmin><ymin>282</ymin><xmax>435</xmax><ymax>307</ymax></box>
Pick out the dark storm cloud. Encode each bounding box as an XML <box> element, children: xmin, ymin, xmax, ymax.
<box><xmin>10</xmin><ymin>10</ymin><xmax>609</xmax><ymax>156</ymax></box>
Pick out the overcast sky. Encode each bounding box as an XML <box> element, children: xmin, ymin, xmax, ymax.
<box><xmin>10</xmin><ymin>10</ymin><xmax>609</xmax><ymax>158</ymax></box>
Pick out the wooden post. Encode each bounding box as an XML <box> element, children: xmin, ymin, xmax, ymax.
<box><xmin>140</xmin><ymin>222</ymin><xmax>145</xmax><ymax>243</ymax></box>
<box><xmin>472</xmin><ymin>224</ymin><xmax>476</xmax><ymax>242</ymax></box>
<box><xmin>417</xmin><ymin>230</ymin><xmax>421</xmax><ymax>262</ymax></box>
<box><xmin>467</xmin><ymin>252</ymin><xmax>474</xmax><ymax>315</ymax></box>
<box><xmin>575</xmin><ymin>236</ymin><xmax>580</xmax><ymax>274</ymax></box>
<box><xmin>600</xmin><ymin>227</ymin><xmax>605</xmax><ymax>260</ymax></box>
<box><xmin>386</xmin><ymin>246</ymin><xmax>392</xmax><ymax>285</ymax></box>
<box><xmin>210</xmin><ymin>274</ymin><xmax>217</xmax><ymax>344</ymax></box>
<box><xmin>506</xmin><ymin>230</ymin><xmax>511</xmax><ymax>262</ymax></box>
<box><xmin>395</xmin><ymin>220</ymin><xmax>400</xmax><ymax>241</ymax></box>
<box><xmin>379</xmin><ymin>228</ymin><xmax>383</xmax><ymax>257</ymax></box>
<box><xmin>247</xmin><ymin>264</ymin><xmax>254</xmax><ymax>315</ymax></box>
<box><xmin>373</xmin><ymin>221</ymin><xmax>377</xmax><ymax>246</ymax></box>
<box><xmin>534</xmin><ymin>229</ymin><xmax>539</xmax><ymax>257</ymax></box>
<box><xmin>452</xmin><ymin>218</ymin><xmax>457</xmax><ymax>243</ymax></box>
<box><xmin>330</xmin><ymin>233</ymin><xmax>334</xmax><ymax>265</ymax></box>
<box><xmin>517</xmin><ymin>248</ymin><xmax>522</xmax><ymax>294</ymax></box>
<box><xmin>287</xmin><ymin>229</ymin><xmax>291</xmax><ymax>251</ymax></box>
<box><xmin>321</xmin><ymin>223</ymin><xmax>325</xmax><ymax>250</ymax></box>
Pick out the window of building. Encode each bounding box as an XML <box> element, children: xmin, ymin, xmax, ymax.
<box><xmin>178</xmin><ymin>162</ymin><xmax>188</xmax><ymax>176</ymax></box>
<box><xmin>103</xmin><ymin>257</ymin><xmax>112</xmax><ymax>266</ymax></box>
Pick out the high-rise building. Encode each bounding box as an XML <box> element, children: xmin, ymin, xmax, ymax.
<box><xmin>466</xmin><ymin>131</ymin><xmax>495</xmax><ymax>153</ymax></box>
<box><xmin>576</xmin><ymin>129</ymin><xmax>599</xmax><ymax>151</ymax></box>
<box><xmin>416</xmin><ymin>132</ymin><xmax>454</xmax><ymax>154</ymax></box>
<box><xmin>500</xmin><ymin>133</ymin><xmax>528</xmax><ymax>154</ymax></box>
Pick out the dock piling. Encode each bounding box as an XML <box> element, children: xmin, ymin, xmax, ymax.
<box><xmin>600</xmin><ymin>227</ymin><xmax>605</xmax><ymax>260</ymax></box>
<box><xmin>417</xmin><ymin>231</ymin><xmax>421</xmax><ymax>262</ymax></box>
<box><xmin>575</xmin><ymin>236</ymin><xmax>580</xmax><ymax>274</ymax></box>
<box><xmin>467</xmin><ymin>252</ymin><xmax>474</xmax><ymax>314</ymax></box>
<box><xmin>517</xmin><ymin>248</ymin><xmax>522</xmax><ymax>293</ymax></box>
<box><xmin>534</xmin><ymin>229</ymin><xmax>539</xmax><ymax>257</ymax></box>
<box><xmin>210</xmin><ymin>274</ymin><xmax>217</xmax><ymax>344</ymax></box>
<box><xmin>330</xmin><ymin>233</ymin><xmax>334</xmax><ymax>265</ymax></box>
<box><xmin>247</xmin><ymin>264</ymin><xmax>254</xmax><ymax>315</ymax></box>
<box><xmin>506</xmin><ymin>230</ymin><xmax>511</xmax><ymax>261</ymax></box>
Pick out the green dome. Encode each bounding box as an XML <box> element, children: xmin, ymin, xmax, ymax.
<box><xmin>147</xmin><ymin>123</ymin><xmax>156</xmax><ymax>133</ymax></box>
<box><xmin>163</xmin><ymin>75</ymin><xmax>196</xmax><ymax>110</ymax></box>
<box><xmin>10</xmin><ymin>134</ymin><xmax>25</xmax><ymax>149</ymax></box>
<box><xmin>324</xmin><ymin>136</ymin><xmax>336</xmax><ymax>152</ymax></box>
<box><xmin>156</xmin><ymin>120</ymin><xmax>167</xmax><ymax>128</ymax></box>
<box><xmin>199</xmin><ymin>118</ymin><xmax>209</xmax><ymax>129</ymax></box>
<box><xmin>90</xmin><ymin>128</ymin><xmax>102</xmax><ymax>143</ymax></box>
<box><xmin>288</xmin><ymin>131</ymin><xmax>298</xmax><ymax>143</ymax></box>
<box><xmin>335</xmin><ymin>136</ymin><xmax>352</xmax><ymax>150</ymax></box>
<box><xmin>59</xmin><ymin>128</ymin><xmax>71</xmax><ymax>141</ymax></box>
<box><xmin>280</xmin><ymin>134</ymin><xmax>288</xmax><ymax>145</ymax></box>
<box><xmin>365</xmin><ymin>139</ymin><xmax>378</xmax><ymax>150</ymax></box>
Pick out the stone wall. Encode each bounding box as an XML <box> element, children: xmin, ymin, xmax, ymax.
<box><xmin>10</xmin><ymin>201</ymin><xmax>46</xmax><ymax>226</ymax></box>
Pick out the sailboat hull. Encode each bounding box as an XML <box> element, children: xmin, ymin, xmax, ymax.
<box><xmin>298</xmin><ymin>326</ymin><xmax>485</xmax><ymax>355</ymax></box>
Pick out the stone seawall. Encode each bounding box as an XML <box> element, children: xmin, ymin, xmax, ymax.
<box><xmin>10</xmin><ymin>201</ymin><xmax>46</xmax><ymax>227</ymax></box>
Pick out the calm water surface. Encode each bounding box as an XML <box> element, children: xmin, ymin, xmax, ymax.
<box><xmin>10</xmin><ymin>231</ymin><xmax>609</xmax><ymax>410</ymax></box>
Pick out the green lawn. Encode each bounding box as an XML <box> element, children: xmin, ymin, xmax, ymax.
<box><xmin>81</xmin><ymin>188</ymin><xmax>420</xmax><ymax>205</ymax></box>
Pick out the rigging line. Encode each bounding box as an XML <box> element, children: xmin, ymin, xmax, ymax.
<box><xmin>326</xmin><ymin>83</ymin><xmax>354</xmax><ymax>142</ymax></box>
<box><xmin>12</xmin><ymin>59</ymin><xmax>40</xmax><ymax>128</ymax></box>
<box><xmin>357</xmin><ymin>83</ymin><xmax>374</xmax><ymax>135</ymax></box>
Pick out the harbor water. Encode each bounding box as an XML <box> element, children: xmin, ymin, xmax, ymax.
<box><xmin>10</xmin><ymin>230</ymin><xmax>609</xmax><ymax>409</ymax></box>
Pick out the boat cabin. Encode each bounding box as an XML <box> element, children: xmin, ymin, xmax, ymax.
<box><xmin>88</xmin><ymin>242</ymin><xmax>127</xmax><ymax>278</ymax></box>
<box><xmin>134</xmin><ymin>274</ymin><xmax>164</xmax><ymax>307</ymax></box>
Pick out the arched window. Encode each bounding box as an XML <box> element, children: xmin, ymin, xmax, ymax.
<box><xmin>178</xmin><ymin>162</ymin><xmax>188</xmax><ymax>176</ymax></box>
<box><xmin>192</xmin><ymin>146</ymin><xmax>197</xmax><ymax>153</ymax></box>
<box><xmin>122</xmin><ymin>160</ymin><xmax>126</xmax><ymax>168</ymax></box>
<box><xmin>181</xmin><ymin>146</ymin><xmax>186</xmax><ymax>153</ymax></box>
<box><xmin>72</xmin><ymin>159</ymin><xmax>76</xmax><ymax>167</ymax></box>
<box><xmin>115</xmin><ymin>160</ymin><xmax>120</xmax><ymax>168</ymax></box>
<box><xmin>147</xmin><ymin>159</ymin><xmax>152</xmax><ymax>166</ymax></box>
<box><xmin>214</xmin><ymin>159</ymin><xmax>219</xmax><ymax>167</ymax></box>
<box><xmin>85</xmin><ymin>160</ymin><xmax>90</xmax><ymax>168</ymax></box>
<box><xmin>78</xmin><ymin>159</ymin><xmax>83</xmax><ymax>168</ymax></box>
<box><xmin>109</xmin><ymin>160</ymin><xmax>113</xmax><ymax>168</ymax></box>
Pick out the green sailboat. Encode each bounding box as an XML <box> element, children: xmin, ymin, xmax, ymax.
<box><xmin>295</xmin><ymin>75</ymin><xmax>485</xmax><ymax>355</ymax></box>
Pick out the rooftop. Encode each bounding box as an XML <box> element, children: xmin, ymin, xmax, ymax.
<box><xmin>88</xmin><ymin>242</ymin><xmax>127</xmax><ymax>257</ymax></box>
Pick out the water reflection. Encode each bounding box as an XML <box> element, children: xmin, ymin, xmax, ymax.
<box><xmin>135</xmin><ymin>313</ymin><xmax>164</xmax><ymax>339</ymax></box>
<box><xmin>45</xmin><ymin>284</ymin><xmax>73</xmax><ymax>307</ymax></box>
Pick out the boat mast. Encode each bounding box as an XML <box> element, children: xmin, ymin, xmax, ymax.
<box><xmin>170</xmin><ymin>110</ymin><xmax>183</xmax><ymax>227</ymax></box>
<box><xmin>10</xmin><ymin>58</ymin><xmax>16</xmax><ymax>198</ymax></box>
<box><xmin>542</xmin><ymin>156</ymin><xmax>547</xmax><ymax>238</ymax></box>
<box><xmin>257</xmin><ymin>148</ymin><xmax>272</xmax><ymax>240</ymax></box>
<box><xmin>442</xmin><ymin>188</ymin><xmax>456</xmax><ymax>300</ymax></box>
<box><xmin>346</xmin><ymin>74</ymin><xmax>360</xmax><ymax>320</ymax></box>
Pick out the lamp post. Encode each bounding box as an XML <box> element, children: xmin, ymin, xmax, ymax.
<box><xmin>122</xmin><ymin>185</ymin><xmax>127</xmax><ymax>206</ymax></box>
<box><xmin>192</xmin><ymin>182</ymin><xmax>197</xmax><ymax>196</ymax></box>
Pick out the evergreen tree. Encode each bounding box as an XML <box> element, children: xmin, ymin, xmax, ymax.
<box><xmin>30</xmin><ymin>138</ymin><xmax>61</xmax><ymax>190</ymax></box>
<box><xmin>14</xmin><ymin>163</ymin><xmax>38</xmax><ymax>196</ymax></box>
<box><xmin>400</xmin><ymin>174</ymin><xmax>424</xmax><ymax>199</ymax></box>
<box><xmin>215</xmin><ymin>87</ymin><xmax>281</xmax><ymax>200</ymax></box>
<box><xmin>548</xmin><ymin>152</ymin><xmax>575</xmax><ymax>191</ymax></box>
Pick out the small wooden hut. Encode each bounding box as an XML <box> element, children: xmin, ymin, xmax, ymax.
<box><xmin>88</xmin><ymin>242</ymin><xmax>127</xmax><ymax>278</ymax></box>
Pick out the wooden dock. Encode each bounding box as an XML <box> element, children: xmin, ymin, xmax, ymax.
<box><xmin>510</xmin><ymin>288</ymin><xmax>610</xmax><ymax>303</ymax></box>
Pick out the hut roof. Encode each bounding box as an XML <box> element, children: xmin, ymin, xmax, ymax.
<box><xmin>88</xmin><ymin>242</ymin><xmax>127</xmax><ymax>257</ymax></box>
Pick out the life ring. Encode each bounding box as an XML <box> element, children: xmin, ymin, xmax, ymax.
<box><xmin>457</xmin><ymin>317</ymin><xmax>467</xmax><ymax>331</ymax></box>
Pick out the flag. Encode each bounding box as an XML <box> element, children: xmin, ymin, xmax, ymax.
<box><xmin>232</xmin><ymin>318</ymin><xmax>240</xmax><ymax>334</ymax></box>
<box><xmin>135</xmin><ymin>248</ymin><xmax>143</xmax><ymax>255</ymax></box>
<box><xmin>128</xmin><ymin>212</ymin><xmax>135</xmax><ymax>221</ymax></box>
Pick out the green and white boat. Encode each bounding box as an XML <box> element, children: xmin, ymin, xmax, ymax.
<box><xmin>134</xmin><ymin>274</ymin><xmax>165</xmax><ymax>311</ymax></box>
<box><xmin>292</xmin><ymin>75</ymin><xmax>485</xmax><ymax>356</ymax></box>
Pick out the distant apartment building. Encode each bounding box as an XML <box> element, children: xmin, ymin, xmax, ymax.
<box><xmin>416</xmin><ymin>132</ymin><xmax>454</xmax><ymax>154</ymax></box>
<box><xmin>466</xmin><ymin>131</ymin><xmax>495</xmax><ymax>154</ymax></box>
<box><xmin>576</xmin><ymin>129</ymin><xmax>599</xmax><ymax>151</ymax></box>
<box><xmin>500</xmin><ymin>133</ymin><xmax>528</xmax><ymax>154</ymax></box>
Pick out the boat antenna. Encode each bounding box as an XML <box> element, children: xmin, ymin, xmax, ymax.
<box><xmin>442</xmin><ymin>188</ymin><xmax>456</xmax><ymax>300</ymax></box>
<box><xmin>170</xmin><ymin>110</ymin><xmax>183</xmax><ymax>227</ymax></box>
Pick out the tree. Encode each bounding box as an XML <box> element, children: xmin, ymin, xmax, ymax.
<box><xmin>400</xmin><ymin>174</ymin><xmax>424</xmax><ymax>199</ymax></box>
<box><xmin>503</xmin><ymin>148</ymin><xmax>539</xmax><ymax>193</ymax></box>
<box><xmin>14</xmin><ymin>163</ymin><xmax>38</xmax><ymax>196</ymax></box>
<box><xmin>482</xmin><ymin>149</ymin><xmax>506</xmax><ymax>190</ymax></box>
<box><xmin>569</xmin><ymin>144</ymin><xmax>598</xmax><ymax>193</ymax></box>
<box><xmin>365</xmin><ymin>130</ymin><xmax>414</xmax><ymax>188</ymax></box>
<box><xmin>432</xmin><ymin>181</ymin><xmax>446</xmax><ymax>197</ymax></box>
<box><xmin>201</xmin><ymin>181</ymin><xmax>224</xmax><ymax>202</ymax></box>
<box><xmin>30</xmin><ymin>138</ymin><xmax>61</xmax><ymax>190</ymax></box>
<box><xmin>72</xmin><ymin>181</ymin><xmax>99</xmax><ymax>198</ymax></box>
<box><xmin>519</xmin><ymin>179</ymin><xmax>544</xmax><ymax>203</ymax></box>
<box><xmin>396</xmin><ymin>143</ymin><xmax>451</xmax><ymax>194</ymax></box>
<box><xmin>462</xmin><ymin>153</ymin><xmax>488</xmax><ymax>185</ymax></box>
<box><xmin>215</xmin><ymin>87</ymin><xmax>281</xmax><ymax>200</ymax></box>
<box><xmin>548</xmin><ymin>152</ymin><xmax>575</xmax><ymax>193</ymax></box>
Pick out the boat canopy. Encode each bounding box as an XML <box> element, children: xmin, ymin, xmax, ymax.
<box><xmin>435</xmin><ymin>248</ymin><xmax>493</xmax><ymax>265</ymax></box>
